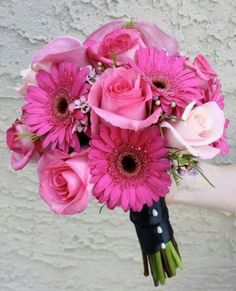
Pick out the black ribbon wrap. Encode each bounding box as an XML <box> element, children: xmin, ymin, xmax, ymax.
<box><xmin>130</xmin><ymin>198</ymin><xmax>174</xmax><ymax>254</ymax></box>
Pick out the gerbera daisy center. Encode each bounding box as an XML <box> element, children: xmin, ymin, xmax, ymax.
<box><xmin>52</xmin><ymin>90</ymin><xmax>71</xmax><ymax>121</ymax></box>
<box><xmin>114</xmin><ymin>146</ymin><xmax>145</xmax><ymax>180</ymax></box>
<box><xmin>153</xmin><ymin>79</ymin><xmax>167</xmax><ymax>90</ymax></box>
<box><xmin>57</xmin><ymin>97</ymin><xmax>68</xmax><ymax>114</ymax></box>
<box><xmin>121</xmin><ymin>154</ymin><xmax>138</xmax><ymax>173</ymax></box>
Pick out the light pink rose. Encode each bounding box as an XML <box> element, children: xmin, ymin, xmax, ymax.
<box><xmin>18</xmin><ymin>36</ymin><xmax>90</xmax><ymax>95</ymax></box>
<box><xmin>38</xmin><ymin>149</ymin><xmax>91</xmax><ymax>215</ymax></box>
<box><xmin>161</xmin><ymin>102</ymin><xmax>226</xmax><ymax>159</ymax></box>
<box><xmin>88</xmin><ymin>67</ymin><xmax>162</xmax><ymax>132</ymax></box>
<box><xmin>84</xmin><ymin>19</ymin><xmax>179</xmax><ymax>67</ymax></box>
<box><xmin>6</xmin><ymin>119</ymin><xmax>41</xmax><ymax>170</ymax></box>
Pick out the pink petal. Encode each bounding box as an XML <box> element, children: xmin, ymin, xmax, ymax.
<box><xmin>84</xmin><ymin>20</ymin><xmax>125</xmax><ymax>45</ymax></box>
<box><xmin>120</xmin><ymin>189</ymin><xmax>129</xmax><ymax>212</ymax></box>
<box><xmin>109</xmin><ymin>185</ymin><xmax>121</xmax><ymax>202</ymax></box>
<box><xmin>71</xmin><ymin>67</ymin><xmax>90</xmax><ymax>97</ymax></box>
<box><xmin>195</xmin><ymin>145</ymin><xmax>220</xmax><ymax>160</ymax></box>
<box><xmin>91</xmin><ymin>106</ymin><xmax>161</xmax><ymax>132</ymax></box>
<box><xmin>94</xmin><ymin>174</ymin><xmax>112</xmax><ymax>193</ymax></box>
<box><xmin>36</xmin><ymin>70</ymin><xmax>56</xmax><ymax>91</ymax></box>
<box><xmin>91</xmin><ymin>138</ymin><xmax>112</xmax><ymax>152</ymax></box>
<box><xmin>50</xmin><ymin>64</ymin><xmax>60</xmax><ymax>84</ymax></box>
<box><xmin>161</xmin><ymin>121</ymin><xmax>199</xmax><ymax>157</ymax></box>
<box><xmin>134</xmin><ymin>21</ymin><xmax>179</xmax><ymax>55</ymax></box>
<box><xmin>107</xmin><ymin>185</ymin><xmax>121</xmax><ymax>209</ymax></box>
<box><xmin>33</xmin><ymin>36</ymin><xmax>89</xmax><ymax>68</ymax></box>
<box><xmin>11</xmin><ymin>148</ymin><xmax>35</xmax><ymax>170</ymax></box>
<box><xmin>128</xmin><ymin>187</ymin><xmax>136</xmax><ymax>207</ymax></box>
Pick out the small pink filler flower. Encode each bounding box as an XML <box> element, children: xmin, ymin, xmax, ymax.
<box><xmin>89</xmin><ymin>125</ymin><xmax>171</xmax><ymax>212</ymax></box>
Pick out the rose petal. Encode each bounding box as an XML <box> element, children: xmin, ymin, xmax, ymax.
<box><xmin>11</xmin><ymin>148</ymin><xmax>35</xmax><ymax>170</ymax></box>
<box><xmin>33</xmin><ymin>36</ymin><xmax>89</xmax><ymax>68</ymax></box>
<box><xmin>161</xmin><ymin>121</ymin><xmax>199</xmax><ymax>157</ymax></box>
<box><xmin>195</xmin><ymin>145</ymin><xmax>220</xmax><ymax>160</ymax></box>
<box><xmin>91</xmin><ymin>106</ymin><xmax>162</xmax><ymax>132</ymax></box>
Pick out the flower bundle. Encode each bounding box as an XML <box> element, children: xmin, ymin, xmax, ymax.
<box><xmin>6</xmin><ymin>19</ymin><xmax>229</xmax><ymax>287</ymax></box>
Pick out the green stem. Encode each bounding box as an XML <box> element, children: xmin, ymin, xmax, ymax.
<box><xmin>154</xmin><ymin>252</ymin><xmax>166</xmax><ymax>285</ymax></box>
<box><xmin>164</xmin><ymin>243</ymin><xmax>177</xmax><ymax>276</ymax></box>
<box><xmin>169</xmin><ymin>242</ymin><xmax>184</xmax><ymax>269</ymax></box>
<box><xmin>196</xmin><ymin>166</ymin><xmax>215</xmax><ymax>188</ymax></box>
<box><xmin>142</xmin><ymin>252</ymin><xmax>149</xmax><ymax>277</ymax></box>
<box><xmin>160</xmin><ymin>249</ymin><xmax>172</xmax><ymax>278</ymax></box>
<box><xmin>146</xmin><ymin>240</ymin><xmax>183</xmax><ymax>287</ymax></box>
<box><xmin>148</xmin><ymin>254</ymin><xmax>159</xmax><ymax>287</ymax></box>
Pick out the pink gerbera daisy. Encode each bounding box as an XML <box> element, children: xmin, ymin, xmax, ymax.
<box><xmin>23</xmin><ymin>62</ymin><xmax>91</xmax><ymax>152</ymax></box>
<box><xmin>132</xmin><ymin>47</ymin><xmax>203</xmax><ymax>116</ymax></box>
<box><xmin>88</xmin><ymin>125</ymin><xmax>171</xmax><ymax>212</ymax></box>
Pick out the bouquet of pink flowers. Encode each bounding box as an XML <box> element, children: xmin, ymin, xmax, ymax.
<box><xmin>6</xmin><ymin>19</ymin><xmax>229</xmax><ymax>287</ymax></box>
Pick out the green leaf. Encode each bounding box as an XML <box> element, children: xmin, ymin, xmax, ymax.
<box><xmin>169</xmin><ymin>168</ymin><xmax>182</xmax><ymax>186</ymax></box>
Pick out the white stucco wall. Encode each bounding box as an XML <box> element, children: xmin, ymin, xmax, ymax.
<box><xmin>1</xmin><ymin>0</ymin><xmax>236</xmax><ymax>290</ymax></box>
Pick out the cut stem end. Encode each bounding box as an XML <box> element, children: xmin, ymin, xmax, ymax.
<box><xmin>142</xmin><ymin>240</ymin><xmax>183</xmax><ymax>287</ymax></box>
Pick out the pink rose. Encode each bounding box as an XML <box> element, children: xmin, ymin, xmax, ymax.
<box><xmin>86</xmin><ymin>28</ymin><xmax>145</xmax><ymax>66</ymax></box>
<box><xmin>88</xmin><ymin>67</ymin><xmax>162</xmax><ymax>132</ymax></box>
<box><xmin>84</xmin><ymin>19</ymin><xmax>179</xmax><ymax>67</ymax></box>
<box><xmin>38</xmin><ymin>149</ymin><xmax>91</xmax><ymax>215</ymax></box>
<box><xmin>6</xmin><ymin>119</ymin><xmax>41</xmax><ymax>170</ymax></box>
<box><xmin>203</xmin><ymin>79</ymin><xmax>225</xmax><ymax>110</ymax></box>
<box><xmin>161</xmin><ymin>102</ymin><xmax>226</xmax><ymax>159</ymax></box>
<box><xmin>18</xmin><ymin>36</ymin><xmax>90</xmax><ymax>95</ymax></box>
<box><xmin>185</xmin><ymin>55</ymin><xmax>225</xmax><ymax>112</ymax></box>
<box><xmin>184</xmin><ymin>54</ymin><xmax>218</xmax><ymax>101</ymax></box>
<box><xmin>98</xmin><ymin>28</ymin><xmax>145</xmax><ymax>61</ymax></box>
<box><xmin>32</xmin><ymin>36</ymin><xmax>89</xmax><ymax>66</ymax></box>
<box><xmin>193</xmin><ymin>54</ymin><xmax>217</xmax><ymax>81</ymax></box>
<box><xmin>134</xmin><ymin>20</ymin><xmax>179</xmax><ymax>54</ymax></box>
<box><xmin>185</xmin><ymin>54</ymin><xmax>217</xmax><ymax>82</ymax></box>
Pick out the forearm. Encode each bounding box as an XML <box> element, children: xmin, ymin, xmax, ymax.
<box><xmin>166</xmin><ymin>163</ymin><xmax>236</xmax><ymax>213</ymax></box>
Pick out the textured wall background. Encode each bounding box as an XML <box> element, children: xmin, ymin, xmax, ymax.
<box><xmin>1</xmin><ymin>0</ymin><xmax>236</xmax><ymax>290</ymax></box>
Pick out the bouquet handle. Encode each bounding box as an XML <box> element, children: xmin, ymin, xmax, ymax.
<box><xmin>130</xmin><ymin>198</ymin><xmax>183</xmax><ymax>287</ymax></box>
